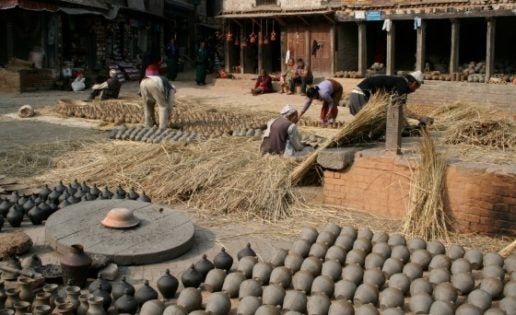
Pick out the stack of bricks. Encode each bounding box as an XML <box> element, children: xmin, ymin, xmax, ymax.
<box><xmin>323</xmin><ymin>151</ymin><xmax>516</xmax><ymax>236</ymax></box>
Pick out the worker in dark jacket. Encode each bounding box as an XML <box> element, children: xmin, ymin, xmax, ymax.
<box><xmin>348</xmin><ymin>70</ymin><xmax>433</xmax><ymax>125</ymax></box>
<box><xmin>88</xmin><ymin>69</ymin><xmax>121</xmax><ymax>100</ymax></box>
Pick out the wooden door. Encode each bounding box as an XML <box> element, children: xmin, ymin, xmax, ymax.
<box><xmin>310</xmin><ymin>25</ymin><xmax>332</xmax><ymax>75</ymax></box>
<box><xmin>286</xmin><ymin>25</ymin><xmax>307</xmax><ymax>63</ymax></box>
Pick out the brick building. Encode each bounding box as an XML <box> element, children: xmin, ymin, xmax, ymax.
<box><xmin>218</xmin><ymin>0</ymin><xmax>516</xmax><ymax>81</ymax></box>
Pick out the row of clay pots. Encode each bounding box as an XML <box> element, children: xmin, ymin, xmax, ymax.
<box><xmin>0</xmin><ymin>182</ymin><xmax>151</xmax><ymax>230</ymax></box>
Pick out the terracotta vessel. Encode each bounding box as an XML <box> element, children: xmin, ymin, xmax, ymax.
<box><xmin>60</xmin><ymin>244</ymin><xmax>92</xmax><ymax>288</ymax></box>
<box><xmin>86</xmin><ymin>296</ymin><xmax>106</xmax><ymax>315</ymax></box>
<box><xmin>157</xmin><ymin>269</ymin><xmax>179</xmax><ymax>299</ymax></box>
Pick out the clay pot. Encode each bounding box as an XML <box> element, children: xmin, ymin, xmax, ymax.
<box><xmin>6</xmin><ymin>206</ymin><xmax>24</xmax><ymax>227</ymax></box>
<box><xmin>354</xmin><ymin>283</ymin><xmax>379</xmax><ymax>306</ymax></box>
<box><xmin>429</xmin><ymin>300</ymin><xmax>454</xmax><ymax>315</ymax></box>
<box><xmin>205</xmin><ymin>292</ymin><xmax>230</xmax><ymax>315</ymax></box>
<box><xmin>484</xmin><ymin>308</ymin><xmax>505</xmax><ymax>315</ymax></box>
<box><xmin>382</xmin><ymin>258</ymin><xmax>404</xmax><ymax>278</ymax></box>
<box><xmin>202</xmin><ymin>268</ymin><xmax>226</xmax><ymax>292</ymax></box>
<box><xmin>456</xmin><ymin>303</ymin><xmax>482</xmax><ymax>315</ymax></box>
<box><xmin>284</xmin><ymin>253</ymin><xmax>303</xmax><ymax>273</ymax></box>
<box><xmin>134</xmin><ymin>280</ymin><xmax>158</xmax><ymax>306</ymax></box>
<box><xmin>300</xmin><ymin>256</ymin><xmax>322</xmax><ymax>277</ymax></box>
<box><xmin>255</xmin><ymin>305</ymin><xmax>281</xmax><ymax>315</ymax></box>
<box><xmin>447</xmin><ymin>244</ymin><xmax>465</xmax><ymax>259</ymax></box>
<box><xmin>5</xmin><ymin>288</ymin><xmax>19</xmax><ymax>308</ymax></box>
<box><xmin>309</xmin><ymin>243</ymin><xmax>328</xmax><ymax>259</ymax></box>
<box><xmin>484</xmin><ymin>252</ymin><xmax>504</xmax><ymax>267</ymax></box>
<box><xmin>342</xmin><ymin>263</ymin><xmax>364</xmax><ymax>285</ymax></box>
<box><xmin>433</xmin><ymin>282</ymin><xmax>458</xmax><ymax>303</ymax></box>
<box><xmin>213</xmin><ymin>247</ymin><xmax>233</xmax><ymax>271</ymax></box>
<box><xmin>64</xmin><ymin>284</ymin><xmax>81</xmax><ymax>311</ymax></box>
<box><xmin>324</xmin><ymin>223</ymin><xmax>342</xmax><ymax>236</ymax></box>
<box><xmin>334</xmin><ymin>279</ymin><xmax>357</xmax><ymax>300</ymax></box>
<box><xmin>410</xmin><ymin>293</ymin><xmax>433</xmax><ymax>314</ymax></box>
<box><xmin>429</xmin><ymin>268</ymin><xmax>451</xmax><ymax>285</ymax></box>
<box><xmin>140</xmin><ymin>299</ymin><xmax>164</xmax><ymax>315</ymax></box>
<box><xmin>237</xmin><ymin>256</ymin><xmax>257</xmax><ymax>278</ymax></box>
<box><xmin>13</xmin><ymin>301</ymin><xmax>31</xmax><ymax>315</ymax></box>
<box><xmin>451</xmin><ymin>272</ymin><xmax>475</xmax><ymax>294</ymax></box>
<box><xmin>163</xmin><ymin>305</ymin><xmax>188</xmax><ymax>315</ymax></box>
<box><xmin>193</xmin><ymin>255</ymin><xmax>214</xmax><ymax>279</ymax></box>
<box><xmin>181</xmin><ymin>264</ymin><xmax>202</xmax><ymax>288</ymax></box>
<box><xmin>252</xmin><ymin>262</ymin><xmax>273</xmax><ymax>285</ymax></box>
<box><xmin>114</xmin><ymin>292</ymin><xmax>139</xmax><ymax>315</ymax></box>
<box><xmin>307</xmin><ymin>292</ymin><xmax>331</xmax><ymax>315</ymax></box>
<box><xmin>464</xmin><ymin>249</ymin><xmax>483</xmax><ymax>269</ymax></box>
<box><xmin>176</xmin><ymin>287</ymin><xmax>202</xmax><ymax>312</ymax></box>
<box><xmin>282</xmin><ymin>290</ymin><xmax>307</xmax><ymax>313</ymax></box>
<box><xmin>16</xmin><ymin>277</ymin><xmax>34</xmax><ymax>302</ymax></box>
<box><xmin>321</xmin><ymin>259</ymin><xmax>341</xmax><ymax>281</ymax></box>
<box><xmin>156</xmin><ymin>269</ymin><xmax>179</xmax><ymax>299</ymax></box>
<box><xmin>60</xmin><ymin>244</ymin><xmax>92</xmax><ymax>288</ymax></box>
<box><xmin>505</xmin><ymin>255</ymin><xmax>516</xmax><ymax>273</ymax></box>
<box><xmin>33</xmin><ymin>305</ymin><xmax>51</xmax><ymax>315</ymax></box>
<box><xmin>379</xmin><ymin>287</ymin><xmax>404</xmax><ymax>309</ymax></box>
<box><xmin>42</xmin><ymin>284</ymin><xmax>58</xmax><ymax>307</ymax></box>
<box><xmin>480</xmin><ymin>277</ymin><xmax>504</xmax><ymax>298</ymax></box>
<box><xmin>0</xmin><ymin>281</ymin><xmax>6</xmax><ymax>308</ymax></box>
<box><xmin>221</xmin><ymin>271</ymin><xmax>245</xmax><ymax>298</ymax></box>
<box><xmin>316</xmin><ymin>231</ymin><xmax>336</xmax><ymax>246</ymax></box>
<box><xmin>467</xmin><ymin>288</ymin><xmax>492</xmax><ymax>312</ymax></box>
<box><xmin>505</xmin><ymin>282</ymin><xmax>516</xmax><ymax>298</ymax></box>
<box><xmin>300</xmin><ymin>227</ymin><xmax>318</xmax><ymax>244</ymax></box>
<box><xmin>363</xmin><ymin>268</ymin><xmax>385</xmax><ymax>288</ymax></box>
<box><xmin>127</xmin><ymin>188</ymin><xmax>139</xmax><ymax>200</ymax></box>
<box><xmin>0</xmin><ymin>199</ymin><xmax>12</xmax><ymax>216</ymax></box>
<box><xmin>483</xmin><ymin>265</ymin><xmax>505</xmax><ymax>280</ymax></box>
<box><xmin>239</xmin><ymin>279</ymin><xmax>262</xmax><ymax>299</ymax></box>
<box><xmin>391</xmin><ymin>245</ymin><xmax>410</xmax><ymax>263</ymax></box>
<box><xmin>89</xmin><ymin>275</ymin><xmax>112</xmax><ymax>293</ymax></box>
<box><xmin>138</xmin><ymin>191</ymin><xmax>151</xmax><ymax>202</ymax></box>
<box><xmin>311</xmin><ymin>275</ymin><xmax>334</xmax><ymax>297</ymax></box>
<box><xmin>86</xmin><ymin>296</ymin><xmax>107</xmax><ymax>315</ymax></box>
<box><xmin>91</xmin><ymin>288</ymin><xmax>110</xmax><ymax>311</ymax></box>
<box><xmin>403</xmin><ymin>262</ymin><xmax>423</xmax><ymax>281</ymax></box>
<box><xmin>334</xmin><ymin>235</ymin><xmax>354</xmax><ymax>251</ymax></box>
<box><xmin>112</xmin><ymin>277</ymin><xmax>135</xmax><ymax>301</ymax></box>
<box><xmin>499</xmin><ymin>296</ymin><xmax>516</xmax><ymax>314</ymax></box>
<box><xmin>237</xmin><ymin>296</ymin><xmax>261</xmax><ymax>315</ymax></box>
<box><xmin>410</xmin><ymin>278</ymin><xmax>433</xmax><ymax>296</ymax></box>
<box><xmin>269</xmin><ymin>266</ymin><xmax>291</xmax><ymax>289</ymax></box>
<box><xmin>76</xmin><ymin>294</ymin><xmax>90</xmax><ymax>315</ymax></box>
<box><xmin>451</xmin><ymin>258</ymin><xmax>472</xmax><ymax>274</ymax></box>
<box><xmin>262</xmin><ymin>284</ymin><xmax>285</xmax><ymax>306</ymax></box>
<box><xmin>388</xmin><ymin>273</ymin><xmax>410</xmax><ymax>294</ymax></box>
<box><xmin>410</xmin><ymin>249</ymin><xmax>432</xmax><ymax>269</ymax></box>
<box><xmin>353</xmin><ymin>238</ymin><xmax>372</xmax><ymax>253</ymax></box>
<box><xmin>372</xmin><ymin>242</ymin><xmax>391</xmax><ymax>260</ymax></box>
<box><xmin>291</xmin><ymin>239</ymin><xmax>311</xmax><ymax>258</ymax></box>
<box><xmin>328</xmin><ymin>299</ymin><xmax>354</xmax><ymax>315</ymax></box>
<box><xmin>387</xmin><ymin>234</ymin><xmax>406</xmax><ymax>247</ymax></box>
<box><xmin>269</xmin><ymin>248</ymin><xmax>288</xmax><ymax>267</ymax></box>
<box><xmin>407</xmin><ymin>238</ymin><xmax>427</xmax><ymax>252</ymax></box>
<box><xmin>356</xmin><ymin>303</ymin><xmax>380</xmax><ymax>315</ymax></box>
<box><xmin>237</xmin><ymin>243</ymin><xmax>257</xmax><ymax>260</ymax></box>
<box><xmin>345</xmin><ymin>249</ymin><xmax>366</xmax><ymax>266</ymax></box>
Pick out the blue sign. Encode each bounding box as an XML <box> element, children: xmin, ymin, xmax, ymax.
<box><xmin>366</xmin><ymin>11</ymin><xmax>383</xmax><ymax>21</ymax></box>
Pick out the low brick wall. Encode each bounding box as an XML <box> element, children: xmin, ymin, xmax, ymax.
<box><xmin>323</xmin><ymin>151</ymin><xmax>516</xmax><ymax>236</ymax></box>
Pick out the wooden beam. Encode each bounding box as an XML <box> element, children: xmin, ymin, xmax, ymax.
<box><xmin>274</xmin><ymin>16</ymin><xmax>286</xmax><ymax>27</ymax></box>
<box><xmin>298</xmin><ymin>16</ymin><xmax>310</xmax><ymax>26</ymax></box>
<box><xmin>485</xmin><ymin>17</ymin><xmax>496</xmax><ymax>82</ymax></box>
<box><xmin>322</xmin><ymin>13</ymin><xmax>335</xmax><ymax>24</ymax></box>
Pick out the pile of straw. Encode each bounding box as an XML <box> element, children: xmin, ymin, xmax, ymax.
<box><xmin>445</xmin><ymin>119</ymin><xmax>515</xmax><ymax>150</ymax></box>
<box><xmin>402</xmin><ymin>130</ymin><xmax>452</xmax><ymax>241</ymax></box>
<box><xmin>291</xmin><ymin>94</ymin><xmax>390</xmax><ymax>184</ymax></box>
<box><xmin>42</xmin><ymin>137</ymin><xmax>299</xmax><ymax>221</ymax></box>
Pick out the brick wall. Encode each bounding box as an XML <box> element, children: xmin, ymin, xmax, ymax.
<box><xmin>323</xmin><ymin>151</ymin><xmax>516</xmax><ymax>236</ymax></box>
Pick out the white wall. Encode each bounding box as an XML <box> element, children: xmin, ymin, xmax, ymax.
<box><xmin>222</xmin><ymin>0</ymin><xmax>324</xmax><ymax>13</ymax></box>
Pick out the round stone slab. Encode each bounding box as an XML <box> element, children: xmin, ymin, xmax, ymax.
<box><xmin>45</xmin><ymin>200</ymin><xmax>194</xmax><ymax>265</ymax></box>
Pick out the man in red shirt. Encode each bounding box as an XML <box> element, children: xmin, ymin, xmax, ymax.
<box><xmin>251</xmin><ymin>69</ymin><xmax>273</xmax><ymax>96</ymax></box>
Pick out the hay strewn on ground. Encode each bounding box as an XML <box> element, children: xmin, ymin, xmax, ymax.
<box><xmin>403</xmin><ymin>130</ymin><xmax>452</xmax><ymax>241</ymax></box>
<box><xmin>41</xmin><ymin>137</ymin><xmax>300</xmax><ymax>221</ymax></box>
<box><xmin>445</xmin><ymin>119</ymin><xmax>515</xmax><ymax>150</ymax></box>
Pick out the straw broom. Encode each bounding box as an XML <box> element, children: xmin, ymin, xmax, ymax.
<box><xmin>499</xmin><ymin>239</ymin><xmax>516</xmax><ymax>258</ymax></box>
<box><xmin>291</xmin><ymin>94</ymin><xmax>390</xmax><ymax>185</ymax></box>
<box><xmin>402</xmin><ymin>129</ymin><xmax>451</xmax><ymax>241</ymax></box>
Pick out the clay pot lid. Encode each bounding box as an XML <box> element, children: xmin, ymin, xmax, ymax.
<box><xmin>101</xmin><ymin>208</ymin><xmax>140</xmax><ymax>229</ymax></box>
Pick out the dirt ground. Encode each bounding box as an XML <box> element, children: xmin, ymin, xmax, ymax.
<box><xmin>0</xmin><ymin>72</ymin><xmax>513</xmax><ymax>291</ymax></box>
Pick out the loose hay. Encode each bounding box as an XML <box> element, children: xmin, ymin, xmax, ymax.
<box><xmin>445</xmin><ymin>119</ymin><xmax>515</xmax><ymax>150</ymax></box>
<box><xmin>41</xmin><ymin>138</ymin><xmax>300</xmax><ymax>221</ymax></box>
<box><xmin>403</xmin><ymin>130</ymin><xmax>452</xmax><ymax>241</ymax></box>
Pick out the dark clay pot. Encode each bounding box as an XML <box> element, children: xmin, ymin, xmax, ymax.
<box><xmin>88</xmin><ymin>274</ymin><xmax>112</xmax><ymax>293</ymax></box>
<box><xmin>127</xmin><ymin>188</ymin><xmax>139</xmax><ymax>200</ymax></box>
<box><xmin>138</xmin><ymin>191</ymin><xmax>151</xmax><ymax>203</ymax></box>
<box><xmin>237</xmin><ymin>243</ymin><xmax>257</xmax><ymax>260</ymax></box>
<box><xmin>92</xmin><ymin>288</ymin><xmax>111</xmax><ymax>310</ymax></box>
<box><xmin>181</xmin><ymin>264</ymin><xmax>203</xmax><ymax>288</ymax></box>
<box><xmin>27</xmin><ymin>206</ymin><xmax>45</xmax><ymax>225</ymax></box>
<box><xmin>213</xmin><ymin>247</ymin><xmax>233</xmax><ymax>271</ymax></box>
<box><xmin>114</xmin><ymin>291</ymin><xmax>138</xmax><ymax>314</ymax></box>
<box><xmin>0</xmin><ymin>198</ymin><xmax>12</xmax><ymax>216</ymax></box>
<box><xmin>112</xmin><ymin>277</ymin><xmax>135</xmax><ymax>301</ymax></box>
<box><xmin>6</xmin><ymin>206</ymin><xmax>24</xmax><ymax>227</ymax></box>
<box><xmin>134</xmin><ymin>280</ymin><xmax>158</xmax><ymax>306</ymax></box>
<box><xmin>193</xmin><ymin>255</ymin><xmax>214</xmax><ymax>279</ymax></box>
<box><xmin>157</xmin><ymin>269</ymin><xmax>179</xmax><ymax>299</ymax></box>
<box><xmin>60</xmin><ymin>244</ymin><xmax>92</xmax><ymax>288</ymax></box>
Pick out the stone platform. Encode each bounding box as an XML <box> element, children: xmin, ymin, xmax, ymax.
<box><xmin>45</xmin><ymin>200</ymin><xmax>195</xmax><ymax>265</ymax></box>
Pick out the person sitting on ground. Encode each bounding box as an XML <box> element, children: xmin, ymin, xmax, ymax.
<box><xmin>260</xmin><ymin>105</ymin><xmax>314</xmax><ymax>157</ymax></box>
<box><xmin>289</xmin><ymin>58</ymin><xmax>313</xmax><ymax>95</ymax></box>
<box><xmin>348</xmin><ymin>70</ymin><xmax>433</xmax><ymax>126</ymax></box>
<box><xmin>299</xmin><ymin>79</ymin><xmax>343</xmax><ymax>124</ymax></box>
<box><xmin>251</xmin><ymin>69</ymin><xmax>273</xmax><ymax>95</ymax></box>
<box><xmin>87</xmin><ymin>69</ymin><xmax>121</xmax><ymax>101</ymax></box>
<box><xmin>280</xmin><ymin>58</ymin><xmax>295</xmax><ymax>94</ymax></box>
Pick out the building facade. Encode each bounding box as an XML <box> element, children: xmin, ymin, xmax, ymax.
<box><xmin>219</xmin><ymin>0</ymin><xmax>516</xmax><ymax>82</ymax></box>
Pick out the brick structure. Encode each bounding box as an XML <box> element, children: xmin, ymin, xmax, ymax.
<box><xmin>323</xmin><ymin>150</ymin><xmax>516</xmax><ymax>236</ymax></box>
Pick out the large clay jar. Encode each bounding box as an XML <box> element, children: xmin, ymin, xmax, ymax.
<box><xmin>6</xmin><ymin>206</ymin><xmax>24</xmax><ymax>227</ymax></box>
<box><xmin>86</xmin><ymin>296</ymin><xmax>106</xmax><ymax>315</ymax></box>
<box><xmin>157</xmin><ymin>269</ymin><xmax>179</xmax><ymax>299</ymax></box>
<box><xmin>60</xmin><ymin>244</ymin><xmax>92</xmax><ymax>288</ymax></box>
<box><xmin>193</xmin><ymin>255</ymin><xmax>214</xmax><ymax>279</ymax></box>
<box><xmin>213</xmin><ymin>247</ymin><xmax>233</xmax><ymax>271</ymax></box>
<box><xmin>181</xmin><ymin>265</ymin><xmax>202</xmax><ymax>288</ymax></box>
<box><xmin>27</xmin><ymin>205</ymin><xmax>45</xmax><ymax>225</ymax></box>
<box><xmin>134</xmin><ymin>280</ymin><xmax>158</xmax><ymax>306</ymax></box>
<box><xmin>17</xmin><ymin>277</ymin><xmax>34</xmax><ymax>303</ymax></box>
<box><xmin>114</xmin><ymin>290</ymin><xmax>138</xmax><ymax>315</ymax></box>
<box><xmin>77</xmin><ymin>294</ymin><xmax>90</xmax><ymax>315</ymax></box>
<box><xmin>65</xmin><ymin>284</ymin><xmax>81</xmax><ymax>311</ymax></box>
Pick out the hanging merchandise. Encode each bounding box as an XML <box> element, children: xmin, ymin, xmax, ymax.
<box><xmin>271</xmin><ymin>20</ymin><xmax>277</xmax><ymax>41</ymax></box>
<box><xmin>249</xmin><ymin>23</ymin><xmax>257</xmax><ymax>44</ymax></box>
<box><xmin>226</xmin><ymin>22</ymin><xmax>234</xmax><ymax>42</ymax></box>
<box><xmin>263</xmin><ymin>20</ymin><xmax>269</xmax><ymax>45</ymax></box>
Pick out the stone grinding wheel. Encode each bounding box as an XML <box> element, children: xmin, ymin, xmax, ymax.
<box><xmin>18</xmin><ymin>104</ymin><xmax>35</xmax><ymax>118</ymax></box>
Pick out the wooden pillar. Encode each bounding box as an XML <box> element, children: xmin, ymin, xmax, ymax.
<box><xmin>330</xmin><ymin>24</ymin><xmax>335</xmax><ymax>75</ymax></box>
<box><xmin>305</xmin><ymin>29</ymin><xmax>311</xmax><ymax>67</ymax></box>
<box><xmin>385</xmin><ymin>95</ymin><xmax>403</xmax><ymax>155</ymax></box>
<box><xmin>449</xmin><ymin>19</ymin><xmax>460</xmax><ymax>74</ymax></box>
<box><xmin>224</xmin><ymin>23</ymin><xmax>231</xmax><ymax>72</ymax></box>
<box><xmin>386</xmin><ymin>21</ymin><xmax>396</xmax><ymax>76</ymax></box>
<box><xmin>358</xmin><ymin>22</ymin><xmax>367</xmax><ymax>76</ymax></box>
<box><xmin>280</xmin><ymin>27</ymin><xmax>287</xmax><ymax>73</ymax></box>
<box><xmin>416</xmin><ymin>19</ymin><xmax>426</xmax><ymax>72</ymax></box>
<box><xmin>485</xmin><ymin>18</ymin><xmax>496</xmax><ymax>82</ymax></box>
<box><xmin>258</xmin><ymin>38</ymin><xmax>263</xmax><ymax>72</ymax></box>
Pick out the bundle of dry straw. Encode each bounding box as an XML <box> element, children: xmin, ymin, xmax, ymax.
<box><xmin>402</xmin><ymin>130</ymin><xmax>452</xmax><ymax>241</ymax></box>
<box><xmin>291</xmin><ymin>94</ymin><xmax>390</xmax><ymax>185</ymax></box>
<box><xmin>42</xmin><ymin>137</ymin><xmax>299</xmax><ymax>221</ymax></box>
<box><xmin>445</xmin><ymin>119</ymin><xmax>515</xmax><ymax>150</ymax></box>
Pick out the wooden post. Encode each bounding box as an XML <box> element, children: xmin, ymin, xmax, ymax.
<box><xmin>485</xmin><ymin>18</ymin><xmax>496</xmax><ymax>82</ymax></box>
<box><xmin>330</xmin><ymin>24</ymin><xmax>335</xmax><ymax>76</ymax></box>
<box><xmin>416</xmin><ymin>19</ymin><xmax>426</xmax><ymax>72</ymax></box>
<box><xmin>280</xmin><ymin>28</ymin><xmax>287</xmax><ymax>73</ymax></box>
<box><xmin>449</xmin><ymin>19</ymin><xmax>460</xmax><ymax>74</ymax></box>
<box><xmin>358</xmin><ymin>22</ymin><xmax>367</xmax><ymax>77</ymax></box>
<box><xmin>224</xmin><ymin>22</ymin><xmax>231</xmax><ymax>72</ymax></box>
<box><xmin>386</xmin><ymin>21</ymin><xmax>396</xmax><ymax>76</ymax></box>
<box><xmin>385</xmin><ymin>95</ymin><xmax>403</xmax><ymax>155</ymax></box>
<box><xmin>305</xmin><ymin>29</ymin><xmax>311</xmax><ymax>67</ymax></box>
<box><xmin>258</xmin><ymin>37</ymin><xmax>263</xmax><ymax>72</ymax></box>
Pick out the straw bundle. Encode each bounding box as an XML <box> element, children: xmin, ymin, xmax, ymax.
<box><xmin>402</xmin><ymin>130</ymin><xmax>451</xmax><ymax>241</ymax></box>
<box><xmin>43</xmin><ymin>137</ymin><xmax>299</xmax><ymax>221</ymax></box>
<box><xmin>445</xmin><ymin>119</ymin><xmax>515</xmax><ymax>150</ymax></box>
<box><xmin>291</xmin><ymin>94</ymin><xmax>390</xmax><ymax>185</ymax></box>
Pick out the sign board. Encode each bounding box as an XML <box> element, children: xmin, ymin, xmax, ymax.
<box><xmin>366</xmin><ymin>11</ymin><xmax>383</xmax><ymax>21</ymax></box>
<box><xmin>355</xmin><ymin>10</ymin><xmax>366</xmax><ymax>20</ymax></box>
